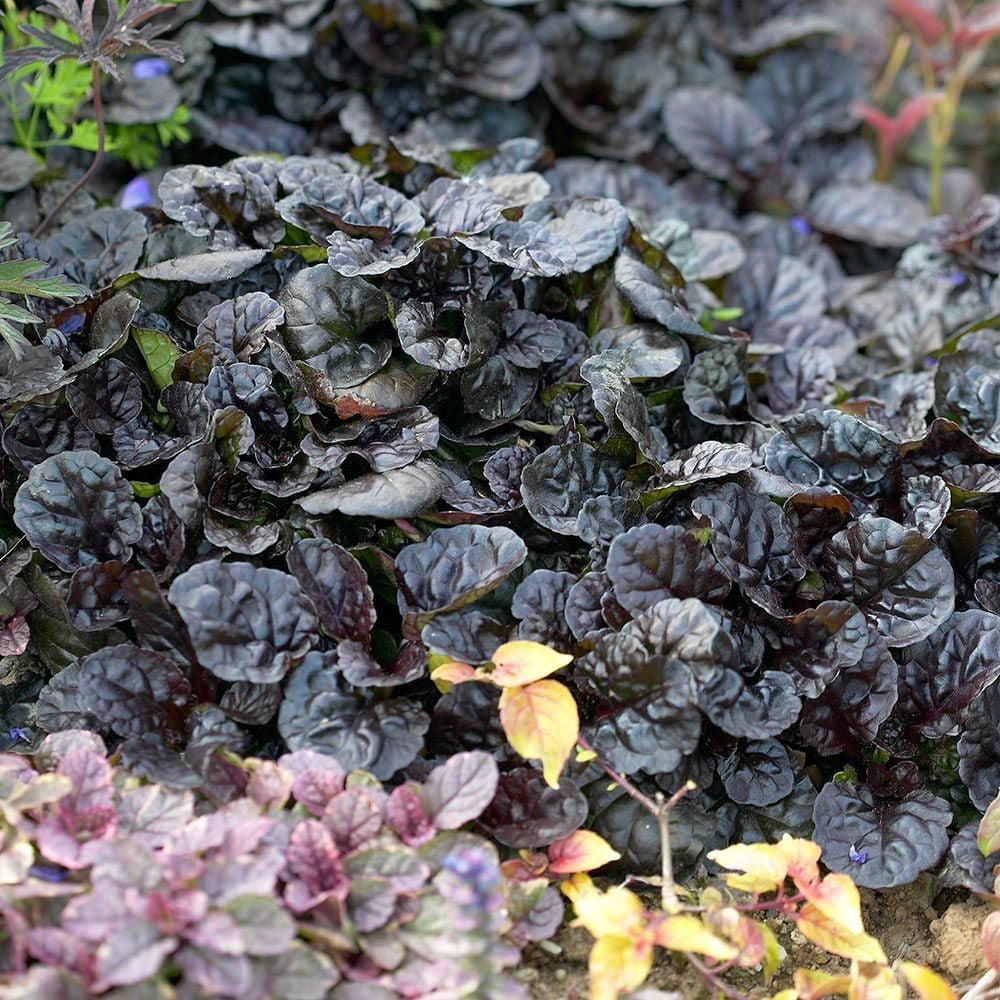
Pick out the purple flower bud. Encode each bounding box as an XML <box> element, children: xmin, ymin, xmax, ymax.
<box><xmin>8</xmin><ymin>727</ymin><xmax>28</xmax><ymax>744</ymax></box>
<box><xmin>943</xmin><ymin>271</ymin><xmax>966</xmax><ymax>286</ymax></box>
<box><xmin>133</xmin><ymin>58</ymin><xmax>170</xmax><ymax>80</ymax></box>
<box><xmin>120</xmin><ymin>176</ymin><xmax>155</xmax><ymax>211</ymax></box>
<box><xmin>790</xmin><ymin>216</ymin><xmax>812</xmax><ymax>237</ymax></box>
<box><xmin>848</xmin><ymin>843</ymin><xmax>868</xmax><ymax>864</ymax></box>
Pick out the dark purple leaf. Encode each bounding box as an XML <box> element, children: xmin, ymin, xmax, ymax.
<box><xmin>76</xmin><ymin>644</ymin><xmax>193</xmax><ymax>740</ymax></box>
<box><xmin>479</xmin><ymin>768</ymin><xmax>587</xmax><ymax>848</ymax></box>
<box><xmin>821</xmin><ymin>515</ymin><xmax>955</xmax><ymax>647</ymax></box>
<box><xmin>169</xmin><ymin>560</ymin><xmax>317</xmax><ymax>683</ymax></box>
<box><xmin>812</xmin><ymin>781</ymin><xmax>951</xmax><ymax>889</ymax></box>
<box><xmin>14</xmin><ymin>451</ymin><xmax>143</xmax><ymax>572</ymax></box>
<box><xmin>287</xmin><ymin>537</ymin><xmax>375</xmax><ymax>642</ymax></box>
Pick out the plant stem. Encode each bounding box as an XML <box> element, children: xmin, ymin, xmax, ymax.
<box><xmin>686</xmin><ymin>954</ymin><xmax>751</xmax><ymax>1000</ymax></box>
<box><xmin>576</xmin><ymin>735</ymin><xmax>659</xmax><ymax>814</ymax></box>
<box><xmin>874</xmin><ymin>32</ymin><xmax>912</xmax><ymax>104</ymax></box>
<box><xmin>963</xmin><ymin>969</ymin><xmax>999</xmax><ymax>1000</ymax></box>
<box><xmin>32</xmin><ymin>60</ymin><xmax>104</xmax><ymax>238</ymax></box>
<box><xmin>576</xmin><ymin>735</ymin><xmax>694</xmax><ymax>910</ymax></box>
<box><xmin>656</xmin><ymin>791</ymin><xmax>678</xmax><ymax>911</ymax></box>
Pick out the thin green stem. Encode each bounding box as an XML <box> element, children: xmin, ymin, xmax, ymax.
<box><xmin>874</xmin><ymin>32</ymin><xmax>912</xmax><ymax>104</ymax></box>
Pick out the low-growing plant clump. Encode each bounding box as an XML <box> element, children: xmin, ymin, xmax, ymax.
<box><xmin>2</xmin><ymin>0</ymin><xmax>1000</xmax><ymax>995</ymax></box>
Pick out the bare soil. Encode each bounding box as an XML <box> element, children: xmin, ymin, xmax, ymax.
<box><xmin>515</xmin><ymin>882</ymin><xmax>991</xmax><ymax>1000</ymax></box>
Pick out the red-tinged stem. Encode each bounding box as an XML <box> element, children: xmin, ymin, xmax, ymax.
<box><xmin>686</xmin><ymin>954</ymin><xmax>751</xmax><ymax>1000</ymax></box>
<box><xmin>733</xmin><ymin>892</ymin><xmax>806</xmax><ymax>914</ymax></box>
<box><xmin>32</xmin><ymin>61</ymin><xmax>105</xmax><ymax>237</ymax></box>
<box><xmin>576</xmin><ymin>735</ymin><xmax>659</xmax><ymax>814</ymax></box>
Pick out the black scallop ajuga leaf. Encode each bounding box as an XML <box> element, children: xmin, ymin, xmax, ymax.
<box><xmin>8</xmin><ymin>5</ymin><xmax>1000</xmax><ymax>891</ymax></box>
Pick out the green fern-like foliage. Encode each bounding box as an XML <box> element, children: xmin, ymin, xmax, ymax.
<box><xmin>0</xmin><ymin>222</ymin><xmax>84</xmax><ymax>357</ymax></box>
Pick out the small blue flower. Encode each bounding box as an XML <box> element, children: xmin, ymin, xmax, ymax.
<box><xmin>790</xmin><ymin>216</ymin><xmax>812</xmax><ymax>237</ymax></box>
<box><xmin>29</xmin><ymin>864</ymin><xmax>70</xmax><ymax>883</ymax></box>
<box><xmin>441</xmin><ymin>846</ymin><xmax>501</xmax><ymax>895</ymax></box>
<box><xmin>848</xmin><ymin>843</ymin><xmax>868</xmax><ymax>864</ymax></box>
<box><xmin>120</xmin><ymin>176</ymin><xmax>155</xmax><ymax>211</ymax></box>
<box><xmin>943</xmin><ymin>271</ymin><xmax>966</xmax><ymax>287</ymax></box>
<box><xmin>133</xmin><ymin>58</ymin><xmax>170</xmax><ymax>80</ymax></box>
<box><xmin>58</xmin><ymin>312</ymin><xmax>85</xmax><ymax>334</ymax></box>
<box><xmin>8</xmin><ymin>727</ymin><xmax>28</xmax><ymax>744</ymax></box>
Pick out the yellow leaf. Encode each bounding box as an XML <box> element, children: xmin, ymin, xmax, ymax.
<box><xmin>563</xmin><ymin>874</ymin><xmax>646</xmax><ymax>940</ymax></box>
<box><xmin>798</xmin><ymin>903</ymin><xmax>887</xmax><ymax>964</ymax></box>
<box><xmin>498</xmin><ymin>679</ymin><xmax>578</xmax><ymax>788</ymax></box>
<box><xmin>547</xmin><ymin>831</ymin><xmax>621</xmax><ymax>874</ymax></box>
<box><xmin>429</xmin><ymin>661</ymin><xmax>476</xmax><ymax>693</ymax></box>
<box><xmin>896</xmin><ymin>962</ymin><xmax>958</xmax><ymax>1000</ymax></box>
<box><xmin>794</xmin><ymin>968</ymin><xmax>853</xmax><ymax>1000</ymax></box>
<box><xmin>778</xmin><ymin>835</ymin><xmax>822</xmax><ymax>885</ymax></box>
<box><xmin>705</xmin><ymin>907</ymin><xmax>767</xmax><ymax>967</ymax></box>
<box><xmin>490</xmin><ymin>640</ymin><xmax>574</xmax><ymax>687</ymax></box>
<box><xmin>653</xmin><ymin>914</ymin><xmax>740</xmax><ymax>961</ymax></box>
<box><xmin>848</xmin><ymin>962</ymin><xmax>903</xmax><ymax>1000</ymax></box>
<box><xmin>979</xmin><ymin>792</ymin><xmax>1000</xmax><ymax>857</ymax></box>
<box><xmin>771</xmin><ymin>990</ymin><xmax>802</xmax><ymax>1000</ymax></box>
<box><xmin>575</xmin><ymin>747</ymin><xmax>597</xmax><ymax>763</ymax></box>
<box><xmin>589</xmin><ymin>935</ymin><xmax>653</xmax><ymax>1000</ymax></box>
<box><xmin>799</xmin><ymin>873</ymin><xmax>865</xmax><ymax>936</ymax></box>
<box><xmin>706</xmin><ymin>842</ymin><xmax>789</xmax><ymax>893</ymax></box>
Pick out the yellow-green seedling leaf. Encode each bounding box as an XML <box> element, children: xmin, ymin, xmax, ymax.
<box><xmin>705</xmin><ymin>906</ymin><xmax>767</xmax><ymax>966</ymax></box>
<box><xmin>798</xmin><ymin>873</ymin><xmax>865</xmax><ymax>936</ymax></box>
<box><xmin>707</xmin><ymin>841</ymin><xmax>788</xmax><ymax>893</ymax></box>
<box><xmin>797</xmin><ymin>903</ymin><xmax>886</xmax><ymax>964</ymax></box>
<box><xmin>896</xmin><ymin>961</ymin><xmax>958</xmax><ymax>1000</ymax></box>
<box><xmin>563</xmin><ymin>874</ymin><xmax>646</xmax><ymax>940</ymax></box>
<box><xmin>0</xmin><ymin>841</ymin><xmax>34</xmax><ymax>885</ymax></box>
<box><xmin>498</xmin><ymin>679</ymin><xmax>578</xmax><ymax>788</ymax></box>
<box><xmin>978</xmin><ymin>791</ymin><xmax>1000</xmax><ymax>858</ymax></box>
<box><xmin>848</xmin><ymin>962</ymin><xmax>902</xmax><ymax>1000</ymax></box>
<box><xmin>699</xmin><ymin>885</ymin><xmax>725</xmax><ymax>909</ymax></box>
<box><xmin>770</xmin><ymin>991</ymin><xmax>800</xmax><ymax>1000</ymax></box>
<box><xmin>489</xmin><ymin>640</ymin><xmax>573</xmax><ymax>687</ymax></box>
<box><xmin>7</xmin><ymin>773</ymin><xmax>73</xmax><ymax>811</ymax></box>
<box><xmin>653</xmin><ymin>914</ymin><xmax>740</xmax><ymax>962</ymax></box>
<box><xmin>760</xmin><ymin>921</ymin><xmax>784</xmax><ymax>985</ymax></box>
<box><xmin>982</xmin><ymin>910</ymin><xmax>1000</xmax><ymax>974</ymax></box>
<box><xmin>547</xmin><ymin>831</ymin><xmax>621</xmax><ymax>874</ymax></box>
<box><xmin>133</xmin><ymin>326</ymin><xmax>181</xmax><ymax>394</ymax></box>
<box><xmin>589</xmin><ymin>934</ymin><xmax>653</xmax><ymax>1000</ymax></box>
<box><xmin>794</xmin><ymin>968</ymin><xmax>853</xmax><ymax>1000</ymax></box>
<box><xmin>575</xmin><ymin>747</ymin><xmax>597</xmax><ymax>763</ymax></box>
<box><xmin>429</xmin><ymin>660</ymin><xmax>476</xmax><ymax>693</ymax></box>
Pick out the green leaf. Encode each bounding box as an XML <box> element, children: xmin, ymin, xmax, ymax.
<box><xmin>0</xmin><ymin>317</ymin><xmax>29</xmax><ymax>356</ymax></box>
<box><xmin>133</xmin><ymin>326</ymin><xmax>180</xmax><ymax>394</ymax></box>
<box><xmin>0</xmin><ymin>299</ymin><xmax>41</xmax><ymax>325</ymax></box>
